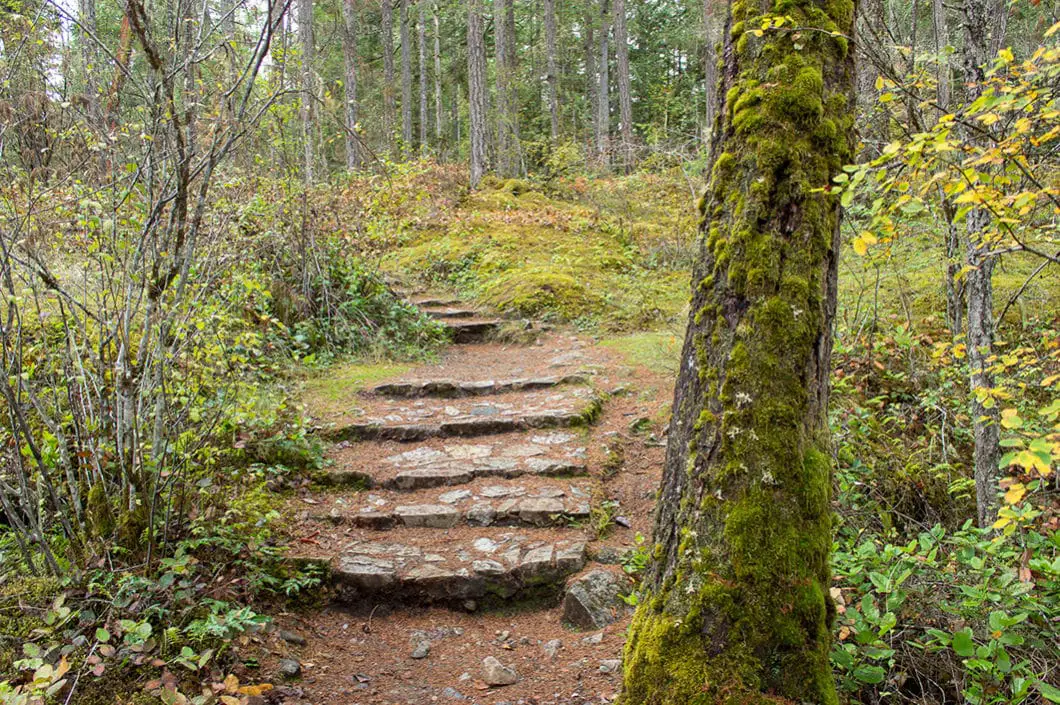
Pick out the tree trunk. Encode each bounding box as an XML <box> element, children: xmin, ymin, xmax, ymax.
<box><xmin>856</xmin><ymin>0</ymin><xmax>886</xmax><ymax>159</ymax></box>
<box><xmin>620</xmin><ymin>0</ymin><xmax>856</xmax><ymax>701</ymax></box>
<box><xmin>79</xmin><ymin>0</ymin><xmax>101</xmax><ymax>127</ymax></box>
<box><xmin>433</xmin><ymin>5</ymin><xmax>443</xmax><ymax>144</ymax></box>
<box><xmin>960</xmin><ymin>0</ymin><xmax>1002</xmax><ymax>527</ymax></box>
<box><xmin>401</xmin><ymin>0</ymin><xmax>413</xmax><ymax>156</ymax></box>
<box><xmin>543</xmin><ymin>0</ymin><xmax>560</xmax><ymax>140</ymax></box>
<box><xmin>382</xmin><ymin>0</ymin><xmax>397</xmax><ymax>156</ymax></box>
<box><xmin>613</xmin><ymin>0</ymin><xmax>632</xmax><ymax>171</ymax></box>
<box><xmin>298</xmin><ymin>0</ymin><xmax>314</xmax><ymax>183</ymax></box>
<box><xmin>494</xmin><ymin>0</ymin><xmax>515</xmax><ymax>176</ymax></box>
<box><xmin>931</xmin><ymin>0</ymin><xmax>950</xmax><ymax>116</ymax></box>
<box><xmin>418</xmin><ymin>0</ymin><xmax>429</xmax><ymax>154</ymax></box>
<box><xmin>467</xmin><ymin>0</ymin><xmax>488</xmax><ymax>188</ymax></box>
<box><xmin>703</xmin><ymin>0</ymin><xmax>721</xmax><ymax>142</ymax></box>
<box><xmin>595</xmin><ymin>0</ymin><xmax>610</xmax><ymax>167</ymax></box>
<box><xmin>342</xmin><ymin>0</ymin><xmax>361</xmax><ymax>169</ymax></box>
<box><xmin>585</xmin><ymin>7</ymin><xmax>597</xmax><ymax>151</ymax></box>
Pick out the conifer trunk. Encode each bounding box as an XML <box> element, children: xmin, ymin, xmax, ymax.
<box><xmin>342</xmin><ymin>0</ymin><xmax>361</xmax><ymax>169</ymax></box>
<box><xmin>544</xmin><ymin>0</ymin><xmax>560</xmax><ymax>140</ymax></box>
<box><xmin>401</xmin><ymin>0</ymin><xmax>414</xmax><ymax>156</ymax></box>
<box><xmin>382</xmin><ymin>0</ymin><xmax>397</xmax><ymax>156</ymax></box>
<box><xmin>614</xmin><ymin>0</ymin><xmax>632</xmax><ymax>171</ymax></box>
<box><xmin>298</xmin><ymin>0</ymin><xmax>315</xmax><ymax>183</ymax></box>
<box><xmin>433</xmin><ymin>5</ymin><xmax>443</xmax><ymax>144</ymax></box>
<box><xmin>467</xmin><ymin>0</ymin><xmax>488</xmax><ymax>188</ymax></box>
<box><xmin>595</xmin><ymin>0</ymin><xmax>610</xmax><ymax>167</ymax></box>
<box><xmin>620</xmin><ymin>0</ymin><xmax>856</xmax><ymax>702</ymax></box>
<box><xmin>418</xmin><ymin>0</ymin><xmax>428</xmax><ymax>154</ymax></box>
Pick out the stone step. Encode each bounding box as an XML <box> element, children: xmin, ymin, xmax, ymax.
<box><xmin>310</xmin><ymin>481</ymin><xmax>593</xmax><ymax>529</ymax></box>
<box><xmin>425</xmin><ymin>307</ymin><xmax>481</xmax><ymax>319</ymax></box>
<box><xmin>370</xmin><ymin>374</ymin><xmax>588</xmax><ymax>398</ymax></box>
<box><xmin>315</xmin><ymin>534</ymin><xmax>589</xmax><ymax>605</ymax></box>
<box><xmin>444</xmin><ymin>319</ymin><xmax>501</xmax><ymax>344</ymax></box>
<box><xmin>410</xmin><ymin>296</ymin><xmax>462</xmax><ymax>308</ymax></box>
<box><xmin>322</xmin><ymin>431</ymin><xmax>590</xmax><ymax>489</ymax></box>
<box><xmin>320</xmin><ymin>389</ymin><xmax>602</xmax><ymax>442</ymax></box>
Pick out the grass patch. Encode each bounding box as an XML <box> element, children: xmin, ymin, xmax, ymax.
<box><xmin>600</xmin><ymin>330</ymin><xmax>683</xmax><ymax>377</ymax></box>
<box><xmin>301</xmin><ymin>361</ymin><xmax>412</xmax><ymax>419</ymax></box>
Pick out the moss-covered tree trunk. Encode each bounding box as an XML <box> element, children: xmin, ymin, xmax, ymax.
<box><xmin>620</xmin><ymin>1</ymin><xmax>856</xmax><ymax>703</ymax></box>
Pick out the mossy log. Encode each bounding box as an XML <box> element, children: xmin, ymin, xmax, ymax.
<box><xmin>620</xmin><ymin>0</ymin><xmax>856</xmax><ymax>703</ymax></box>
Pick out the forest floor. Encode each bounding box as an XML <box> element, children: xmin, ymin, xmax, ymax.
<box><xmin>256</xmin><ymin>294</ymin><xmax>674</xmax><ymax>704</ymax></box>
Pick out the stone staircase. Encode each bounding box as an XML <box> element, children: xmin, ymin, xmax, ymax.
<box><xmin>290</xmin><ymin>294</ymin><xmax>614</xmax><ymax>609</ymax></box>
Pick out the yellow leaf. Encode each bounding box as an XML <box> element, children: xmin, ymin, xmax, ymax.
<box><xmin>979</xmin><ymin>113</ymin><xmax>1000</xmax><ymax>126</ymax></box>
<box><xmin>1003</xmin><ymin>483</ymin><xmax>1026</xmax><ymax>505</ymax></box>
<box><xmin>224</xmin><ymin>674</ymin><xmax>240</xmax><ymax>694</ymax></box>
<box><xmin>992</xmin><ymin>515</ymin><xmax>1012</xmax><ymax>530</ymax></box>
<box><xmin>1045</xmin><ymin>20</ymin><xmax>1060</xmax><ymax>38</ymax></box>
<box><xmin>220</xmin><ymin>697</ymin><xmax>242</xmax><ymax>705</ymax></box>
<box><xmin>239</xmin><ymin>684</ymin><xmax>274</xmax><ymax>696</ymax></box>
<box><xmin>998</xmin><ymin>47</ymin><xmax>1014</xmax><ymax>63</ymax></box>
<box><xmin>875</xmin><ymin>75</ymin><xmax>885</xmax><ymax>91</ymax></box>
<box><xmin>1000</xmin><ymin>408</ymin><xmax>1022</xmax><ymax>429</ymax></box>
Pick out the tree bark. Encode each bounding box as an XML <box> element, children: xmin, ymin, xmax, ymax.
<box><xmin>433</xmin><ymin>5</ymin><xmax>443</xmax><ymax>144</ymax></box>
<box><xmin>595</xmin><ymin>0</ymin><xmax>610</xmax><ymax>168</ymax></box>
<box><xmin>620</xmin><ymin>0</ymin><xmax>856</xmax><ymax>701</ymax></box>
<box><xmin>543</xmin><ymin>0</ymin><xmax>559</xmax><ymax>140</ymax></box>
<box><xmin>79</xmin><ymin>0</ymin><xmax>101</xmax><ymax>127</ymax></box>
<box><xmin>401</xmin><ymin>0</ymin><xmax>414</xmax><ymax>156</ymax></box>
<box><xmin>613</xmin><ymin>0</ymin><xmax>632</xmax><ymax>171</ymax></box>
<box><xmin>418</xmin><ymin>0</ymin><xmax>429</xmax><ymax>154</ymax></box>
<box><xmin>342</xmin><ymin>0</ymin><xmax>361</xmax><ymax>169</ymax></box>
<box><xmin>960</xmin><ymin>0</ymin><xmax>1003</xmax><ymax>527</ymax></box>
<box><xmin>703</xmin><ymin>0</ymin><xmax>722</xmax><ymax>142</ymax></box>
<box><xmin>467</xmin><ymin>0</ymin><xmax>488</xmax><ymax>188</ymax></box>
<box><xmin>855</xmin><ymin>0</ymin><xmax>886</xmax><ymax>159</ymax></box>
<box><xmin>382</xmin><ymin>0</ymin><xmax>397</xmax><ymax>156</ymax></box>
<box><xmin>298</xmin><ymin>0</ymin><xmax>314</xmax><ymax>183</ymax></box>
<box><xmin>494</xmin><ymin>0</ymin><xmax>517</xmax><ymax>176</ymax></box>
<box><xmin>585</xmin><ymin>6</ymin><xmax>597</xmax><ymax>151</ymax></box>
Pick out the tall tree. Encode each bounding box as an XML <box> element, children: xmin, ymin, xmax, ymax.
<box><xmin>418</xmin><ymin>0</ymin><xmax>428</xmax><ymax>154</ymax></box>
<box><xmin>467</xmin><ymin>0</ymin><xmax>488</xmax><ymax>187</ymax></box>
<box><xmin>543</xmin><ymin>0</ymin><xmax>560</xmax><ymax>140</ymax></box>
<box><xmin>401</xmin><ymin>0</ymin><xmax>414</xmax><ymax>155</ymax></box>
<box><xmin>595</xmin><ymin>0</ymin><xmax>610</xmax><ymax>167</ymax></box>
<box><xmin>78</xmin><ymin>0</ymin><xmax>101</xmax><ymax>126</ymax></box>
<box><xmin>298</xmin><ymin>0</ymin><xmax>315</xmax><ymax>182</ymax></box>
<box><xmin>433</xmin><ymin>4</ymin><xmax>443</xmax><ymax>144</ymax></box>
<box><xmin>382</xmin><ymin>0</ymin><xmax>397</xmax><ymax>156</ymax></box>
<box><xmin>494</xmin><ymin>0</ymin><xmax>517</xmax><ymax>176</ymax></box>
<box><xmin>960</xmin><ymin>0</ymin><xmax>1004</xmax><ymax>527</ymax></box>
<box><xmin>342</xmin><ymin>0</ymin><xmax>361</xmax><ymax>169</ymax></box>
<box><xmin>620</xmin><ymin>0</ymin><xmax>856</xmax><ymax>701</ymax></box>
<box><xmin>585</xmin><ymin>6</ymin><xmax>597</xmax><ymax>151</ymax></box>
<box><xmin>613</xmin><ymin>0</ymin><xmax>632</xmax><ymax>170</ymax></box>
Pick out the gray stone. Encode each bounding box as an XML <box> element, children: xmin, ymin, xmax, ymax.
<box><xmin>542</xmin><ymin>639</ymin><xmax>563</xmax><ymax>659</ymax></box>
<box><xmin>279</xmin><ymin>629</ymin><xmax>306</xmax><ymax>646</ymax></box>
<box><xmin>518</xmin><ymin>545</ymin><xmax>554</xmax><ymax>577</ymax></box>
<box><xmin>395</xmin><ymin>504</ymin><xmax>461</xmax><ymax>528</ymax></box>
<box><xmin>438</xmin><ymin>489</ymin><xmax>473</xmax><ymax>504</ymax></box>
<box><xmin>335</xmin><ymin>555</ymin><xmax>396</xmax><ymax>591</ymax></box>
<box><xmin>599</xmin><ymin>659</ymin><xmax>621</xmax><ymax>674</ymax></box>
<box><xmin>481</xmin><ymin>656</ymin><xmax>517</xmax><ymax>686</ymax></box>
<box><xmin>581</xmin><ymin>632</ymin><xmax>604</xmax><ymax>645</ymax></box>
<box><xmin>563</xmin><ymin>570</ymin><xmax>629</xmax><ymax>630</ymax></box>
<box><xmin>480</xmin><ymin>485</ymin><xmax>522</xmax><ymax>498</ymax></box>
<box><xmin>472</xmin><ymin>537</ymin><xmax>499</xmax><ymax>553</ymax></box>
<box><xmin>411</xmin><ymin>642</ymin><xmax>430</xmax><ymax>659</ymax></box>
<box><xmin>278</xmin><ymin>658</ymin><xmax>302</xmax><ymax>679</ymax></box>
<box><xmin>554</xmin><ymin>542</ymin><xmax>588</xmax><ymax>574</ymax></box>
<box><xmin>517</xmin><ymin>497</ymin><xmax>565</xmax><ymax>526</ymax></box>
<box><xmin>472</xmin><ymin>560</ymin><xmax>506</xmax><ymax>576</ymax></box>
<box><xmin>466</xmin><ymin>503</ymin><xmax>497</xmax><ymax>526</ymax></box>
<box><xmin>391</xmin><ymin>468</ymin><xmax>473</xmax><ymax>490</ymax></box>
<box><xmin>440</xmin><ymin>687</ymin><xmax>466</xmax><ymax>700</ymax></box>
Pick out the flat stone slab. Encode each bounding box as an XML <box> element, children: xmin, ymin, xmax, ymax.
<box><xmin>312</xmin><ymin>483</ymin><xmax>591</xmax><ymax>529</ymax></box>
<box><xmin>444</xmin><ymin>319</ymin><xmax>501</xmax><ymax>344</ymax></box>
<box><xmin>328</xmin><ymin>537</ymin><xmax>587</xmax><ymax>603</ymax></box>
<box><xmin>321</xmin><ymin>388</ymin><xmax>601</xmax><ymax>442</ymax></box>
<box><xmin>370</xmin><ymin>375</ymin><xmax>588</xmax><ymax>398</ymax></box>
<box><xmin>424</xmin><ymin>308</ymin><xmax>481</xmax><ymax>319</ymax></box>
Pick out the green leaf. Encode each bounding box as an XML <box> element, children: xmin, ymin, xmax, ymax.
<box><xmin>952</xmin><ymin>628</ymin><xmax>975</xmax><ymax>657</ymax></box>
<box><xmin>1039</xmin><ymin>682</ymin><xmax>1060</xmax><ymax>704</ymax></box>
<box><xmin>853</xmin><ymin>665</ymin><xmax>886</xmax><ymax>684</ymax></box>
<box><xmin>95</xmin><ymin>628</ymin><xmax>110</xmax><ymax>643</ymax></box>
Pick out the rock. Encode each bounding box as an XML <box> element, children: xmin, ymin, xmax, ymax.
<box><xmin>411</xmin><ymin>642</ymin><xmax>430</xmax><ymax>659</ymax></box>
<box><xmin>467</xmin><ymin>503</ymin><xmax>497</xmax><ymax>526</ymax></box>
<box><xmin>278</xmin><ymin>658</ymin><xmax>302</xmax><ymax>679</ymax></box>
<box><xmin>542</xmin><ymin>639</ymin><xmax>563</xmax><ymax>659</ymax></box>
<box><xmin>563</xmin><ymin>570</ymin><xmax>629</xmax><ymax>630</ymax></box>
<box><xmin>395</xmin><ymin>504</ymin><xmax>461</xmax><ymax>528</ymax></box>
<box><xmin>439</xmin><ymin>489</ymin><xmax>473</xmax><ymax>504</ymax></box>
<box><xmin>581</xmin><ymin>632</ymin><xmax>604</xmax><ymax>645</ymax></box>
<box><xmin>482</xmin><ymin>656</ymin><xmax>518</xmax><ymax>686</ymax></box>
<box><xmin>517</xmin><ymin>497</ymin><xmax>565</xmax><ymax>526</ymax></box>
<box><xmin>440</xmin><ymin>686</ymin><xmax>467</xmax><ymax>700</ymax></box>
<box><xmin>472</xmin><ymin>537</ymin><xmax>499</xmax><ymax>553</ymax></box>
<box><xmin>599</xmin><ymin>659</ymin><xmax>621</xmax><ymax>674</ymax></box>
<box><xmin>278</xmin><ymin>629</ymin><xmax>307</xmax><ymax>646</ymax></box>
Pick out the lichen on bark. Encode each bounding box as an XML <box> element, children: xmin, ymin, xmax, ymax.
<box><xmin>619</xmin><ymin>0</ymin><xmax>856</xmax><ymax>703</ymax></box>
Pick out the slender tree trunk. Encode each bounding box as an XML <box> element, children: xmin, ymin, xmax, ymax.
<box><xmin>703</xmin><ymin>0</ymin><xmax>721</xmax><ymax>142</ymax></box>
<box><xmin>401</xmin><ymin>0</ymin><xmax>413</xmax><ymax>156</ymax></box>
<box><xmin>505</xmin><ymin>0</ymin><xmax>522</xmax><ymax>172</ymax></box>
<box><xmin>433</xmin><ymin>5</ymin><xmax>443</xmax><ymax>144</ymax></box>
<box><xmin>79</xmin><ymin>0</ymin><xmax>101</xmax><ymax>127</ymax></box>
<box><xmin>342</xmin><ymin>0</ymin><xmax>361</xmax><ymax>169</ymax></box>
<box><xmin>382</xmin><ymin>0</ymin><xmax>397</xmax><ymax>156</ymax></box>
<box><xmin>467</xmin><ymin>0</ymin><xmax>488</xmax><ymax>188</ymax></box>
<box><xmin>613</xmin><ymin>0</ymin><xmax>632</xmax><ymax>171</ymax></box>
<box><xmin>543</xmin><ymin>0</ymin><xmax>559</xmax><ymax>140</ymax></box>
<box><xmin>595</xmin><ymin>0</ymin><xmax>610</xmax><ymax>168</ymax></box>
<box><xmin>961</xmin><ymin>0</ymin><xmax>1002</xmax><ymax>527</ymax></box>
<box><xmin>418</xmin><ymin>0</ymin><xmax>428</xmax><ymax>154</ymax></box>
<box><xmin>494</xmin><ymin>0</ymin><xmax>515</xmax><ymax>176</ymax></box>
<box><xmin>585</xmin><ymin>7</ymin><xmax>597</xmax><ymax>151</ymax></box>
<box><xmin>931</xmin><ymin>0</ymin><xmax>950</xmax><ymax>116</ymax></box>
<box><xmin>856</xmin><ymin>0</ymin><xmax>886</xmax><ymax>159</ymax></box>
<box><xmin>298</xmin><ymin>0</ymin><xmax>314</xmax><ymax>183</ymax></box>
<box><xmin>620</xmin><ymin>0</ymin><xmax>856</xmax><ymax>701</ymax></box>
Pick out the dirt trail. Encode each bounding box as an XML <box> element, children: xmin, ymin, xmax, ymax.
<box><xmin>263</xmin><ymin>298</ymin><xmax>671</xmax><ymax>704</ymax></box>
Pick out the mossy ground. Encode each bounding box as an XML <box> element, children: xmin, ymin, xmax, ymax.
<box><xmin>300</xmin><ymin>361</ymin><xmax>413</xmax><ymax>419</ymax></box>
